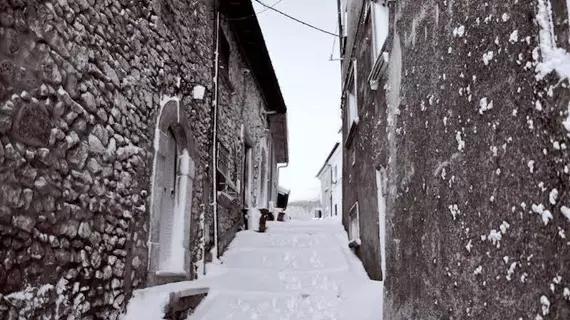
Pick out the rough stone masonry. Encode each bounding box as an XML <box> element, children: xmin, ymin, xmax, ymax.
<box><xmin>0</xmin><ymin>0</ymin><xmax>277</xmax><ymax>319</ymax></box>
<box><xmin>340</xmin><ymin>0</ymin><xmax>570</xmax><ymax>319</ymax></box>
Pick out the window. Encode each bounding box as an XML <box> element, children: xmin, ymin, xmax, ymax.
<box><xmin>149</xmin><ymin>98</ymin><xmax>196</xmax><ymax>278</ymax></box>
<box><xmin>351</xmin><ymin>148</ymin><xmax>356</xmax><ymax>166</ymax></box>
<box><xmin>370</xmin><ymin>1</ymin><xmax>390</xmax><ymax>61</ymax></box>
<box><xmin>346</xmin><ymin>61</ymin><xmax>358</xmax><ymax>128</ymax></box>
<box><xmin>368</xmin><ymin>1</ymin><xmax>390</xmax><ymax>90</ymax></box>
<box><xmin>217</xmin><ymin>140</ymin><xmax>236</xmax><ymax>194</ymax></box>
<box><xmin>335</xmin><ymin>204</ymin><xmax>338</xmax><ymax>216</ymax></box>
<box><xmin>219</xmin><ymin>30</ymin><xmax>230</xmax><ymax>79</ymax></box>
<box><xmin>333</xmin><ymin>165</ymin><xmax>338</xmax><ymax>183</ymax></box>
<box><xmin>348</xmin><ymin>202</ymin><xmax>360</xmax><ymax>244</ymax></box>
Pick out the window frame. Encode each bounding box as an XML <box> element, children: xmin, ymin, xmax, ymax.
<box><xmin>370</xmin><ymin>1</ymin><xmax>390</xmax><ymax>63</ymax></box>
<box><xmin>345</xmin><ymin>60</ymin><xmax>359</xmax><ymax>130</ymax></box>
<box><xmin>348</xmin><ymin>202</ymin><xmax>360</xmax><ymax>245</ymax></box>
<box><xmin>367</xmin><ymin>0</ymin><xmax>390</xmax><ymax>90</ymax></box>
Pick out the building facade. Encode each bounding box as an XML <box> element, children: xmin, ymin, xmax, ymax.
<box><xmin>0</xmin><ymin>0</ymin><xmax>287</xmax><ymax>318</ymax></box>
<box><xmin>339</xmin><ymin>0</ymin><xmax>570</xmax><ymax>318</ymax></box>
<box><xmin>316</xmin><ymin>142</ymin><xmax>342</xmax><ymax>218</ymax></box>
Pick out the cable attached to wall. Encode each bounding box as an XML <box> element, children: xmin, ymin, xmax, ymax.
<box><xmin>226</xmin><ymin>0</ymin><xmax>339</xmax><ymax>38</ymax></box>
<box><xmin>253</xmin><ymin>0</ymin><xmax>338</xmax><ymax>37</ymax></box>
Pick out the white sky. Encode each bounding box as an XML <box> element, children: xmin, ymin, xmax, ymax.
<box><xmin>254</xmin><ymin>0</ymin><xmax>342</xmax><ymax>201</ymax></box>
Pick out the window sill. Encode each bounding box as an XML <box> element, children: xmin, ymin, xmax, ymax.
<box><xmin>344</xmin><ymin>120</ymin><xmax>358</xmax><ymax>149</ymax></box>
<box><xmin>156</xmin><ymin>270</ymin><xmax>187</xmax><ymax>277</ymax></box>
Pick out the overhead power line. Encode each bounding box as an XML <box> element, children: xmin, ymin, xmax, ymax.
<box><xmin>253</xmin><ymin>0</ymin><xmax>339</xmax><ymax>37</ymax></box>
<box><xmin>257</xmin><ymin>0</ymin><xmax>285</xmax><ymax>14</ymax></box>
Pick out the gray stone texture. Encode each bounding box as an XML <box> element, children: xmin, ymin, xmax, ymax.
<box><xmin>0</xmin><ymin>0</ymin><xmax>280</xmax><ymax>318</ymax></box>
<box><xmin>0</xmin><ymin>0</ymin><xmax>213</xmax><ymax>318</ymax></box>
<box><xmin>214</xmin><ymin>21</ymin><xmax>274</xmax><ymax>256</ymax></box>
<box><xmin>341</xmin><ymin>1</ymin><xmax>570</xmax><ymax>319</ymax></box>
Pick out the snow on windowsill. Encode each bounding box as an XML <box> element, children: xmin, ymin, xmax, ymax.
<box><xmin>155</xmin><ymin>269</ymin><xmax>187</xmax><ymax>277</ymax></box>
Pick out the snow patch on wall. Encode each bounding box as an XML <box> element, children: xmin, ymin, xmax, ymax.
<box><xmin>479</xmin><ymin>97</ymin><xmax>493</xmax><ymax>114</ymax></box>
<box><xmin>456</xmin><ymin>131</ymin><xmax>465</xmax><ymax>151</ymax></box>
<box><xmin>509</xmin><ymin>30</ymin><xmax>519</xmax><ymax>43</ymax></box>
<box><xmin>482</xmin><ymin>51</ymin><xmax>494</xmax><ymax>65</ymax></box>
<box><xmin>563</xmin><ymin>104</ymin><xmax>570</xmax><ymax>132</ymax></box>
<box><xmin>561</xmin><ymin>205</ymin><xmax>570</xmax><ymax>221</ymax></box>
<box><xmin>453</xmin><ymin>25</ymin><xmax>465</xmax><ymax>37</ymax></box>
<box><xmin>448</xmin><ymin>204</ymin><xmax>460</xmax><ymax>220</ymax></box>
<box><xmin>532</xmin><ymin>203</ymin><xmax>553</xmax><ymax>225</ymax></box>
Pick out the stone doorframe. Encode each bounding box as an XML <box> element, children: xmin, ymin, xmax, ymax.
<box><xmin>257</xmin><ymin>137</ymin><xmax>269</xmax><ymax>209</ymax></box>
<box><xmin>147</xmin><ymin>97</ymin><xmax>197</xmax><ymax>284</ymax></box>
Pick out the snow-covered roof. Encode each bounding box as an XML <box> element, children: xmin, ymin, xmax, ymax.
<box><xmin>316</xmin><ymin>142</ymin><xmax>340</xmax><ymax>177</ymax></box>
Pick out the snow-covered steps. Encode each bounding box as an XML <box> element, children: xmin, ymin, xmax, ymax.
<box><xmin>189</xmin><ymin>290</ymin><xmax>344</xmax><ymax>320</ymax></box>
<box><xmin>188</xmin><ymin>219</ymin><xmax>382</xmax><ymax>320</ymax></box>
<box><xmin>228</xmin><ymin>231</ymin><xmax>333</xmax><ymax>249</ymax></box>
<box><xmin>221</xmin><ymin>246</ymin><xmax>348</xmax><ymax>270</ymax></box>
<box><xmin>205</xmin><ymin>268</ymin><xmax>358</xmax><ymax>295</ymax></box>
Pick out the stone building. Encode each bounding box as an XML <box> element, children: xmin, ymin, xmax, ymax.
<box><xmin>339</xmin><ymin>0</ymin><xmax>570</xmax><ymax>318</ymax></box>
<box><xmin>0</xmin><ymin>0</ymin><xmax>287</xmax><ymax>319</ymax></box>
<box><xmin>316</xmin><ymin>142</ymin><xmax>342</xmax><ymax>218</ymax></box>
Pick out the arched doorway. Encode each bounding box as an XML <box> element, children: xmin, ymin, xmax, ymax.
<box><xmin>148</xmin><ymin>98</ymin><xmax>196</xmax><ymax>281</ymax></box>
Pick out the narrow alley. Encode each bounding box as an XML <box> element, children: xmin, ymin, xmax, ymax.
<box><xmin>2</xmin><ymin>0</ymin><xmax>570</xmax><ymax>318</ymax></box>
<box><xmin>123</xmin><ymin>219</ymin><xmax>382</xmax><ymax>320</ymax></box>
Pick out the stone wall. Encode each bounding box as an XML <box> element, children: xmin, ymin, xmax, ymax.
<box><xmin>342</xmin><ymin>0</ymin><xmax>570</xmax><ymax>318</ymax></box>
<box><xmin>341</xmin><ymin>0</ymin><xmax>388</xmax><ymax>281</ymax></box>
<box><xmin>215</xmin><ymin>19</ymin><xmax>274</xmax><ymax>255</ymax></box>
<box><xmin>0</xmin><ymin>0</ymin><xmax>215</xmax><ymax>318</ymax></box>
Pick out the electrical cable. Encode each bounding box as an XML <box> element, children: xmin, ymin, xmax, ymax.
<box><xmin>226</xmin><ymin>0</ymin><xmax>285</xmax><ymax>21</ymax></box>
<box><xmin>252</xmin><ymin>0</ymin><xmax>338</xmax><ymax>37</ymax></box>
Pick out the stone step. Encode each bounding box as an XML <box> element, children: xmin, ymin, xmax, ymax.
<box><xmin>221</xmin><ymin>246</ymin><xmax>348</xmax><ymax>271</ymax></box>
<box><xmin>208</xmin><ymin>268</ymin><xmax>360</xmax><ymax>294</ymax></box>
<box><xmin>190</xmin><ymin>290</ymin><xmax>344</xmax><ymax>320</ymax></box>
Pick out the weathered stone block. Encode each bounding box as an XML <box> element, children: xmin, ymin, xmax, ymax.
<box><xmin>12</xmin><ymin>215</ymin><xmax>35</xmax><ymax>233</ymax></box>
<box><xmin>88</xmin><ymin>134</ymin><xmax>105</xmax><ymax>154</ymax></box>
<box><xmin>67</xmin><ymin>142</ymin><xmax>89</xmax><ymax>169</ymax></box>
<box><xmin>12</xmin><ymin>103</ymin><xmax>51</xmax><ymax>147</ymax></box>
<box><xmin>57</xmin><ymin>220</ymin><xmax>80</xmax><ymax>238</ymax></box>
<box><xmin>0</xmin><ymin>115</ymin><xmax>12</xmax><ymax>133</ymax></box>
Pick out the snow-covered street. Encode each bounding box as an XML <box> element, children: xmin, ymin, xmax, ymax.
<box><xmin>123</xmin><ymin>219</ymin><xmax>383</xmax><ymax>320</ymax></box>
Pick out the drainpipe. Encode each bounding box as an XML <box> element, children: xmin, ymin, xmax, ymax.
<box><xmin>211</xmin><ymin>8</ymin><xmax>221</xmax><ymax>261</ymax></box>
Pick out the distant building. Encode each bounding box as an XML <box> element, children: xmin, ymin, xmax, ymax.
<box><xmin>286</xmin><ymin>200</ymin><xmax>321</xmax><ymax>220</ymax></box>
<box><xmin>316</xmin><ymin>143</ymin><xmax>342</xmax><ymax>218</ymax></box>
